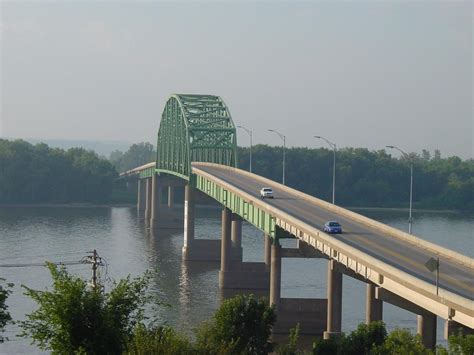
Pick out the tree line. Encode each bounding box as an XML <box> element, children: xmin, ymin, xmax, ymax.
<box><xmin>1</xmin><ymin>139</ymin><xmax>472</xmax><ymax>210</ymax></box>
<box><xmin>0</xmin><ymin>139</ymin><xmax>116</xmax><ymax>204</ymax></box>
<box><xmin>238</xmin><ymin>145</ymin><xmax>473</xmax><ymax>210</ymax></box>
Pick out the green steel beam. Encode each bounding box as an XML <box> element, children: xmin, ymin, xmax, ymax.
<box><xmin>156</xmin><ymin>94</ymin><xmax>238</xmax><ymax>180</ymax></box>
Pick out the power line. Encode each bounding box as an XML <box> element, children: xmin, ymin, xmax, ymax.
<box><xmin>0</xmin><ymin>251</ymin><xmax>88</xmax><ymax>261</ymax></box>
<box><xmin>0</xmin><ymin>260</ymin><xmax>83</xmax><ymax>268</ymax></box>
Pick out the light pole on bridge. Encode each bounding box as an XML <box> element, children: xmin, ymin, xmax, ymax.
<box><xmin>386</xmin><ymin>145</ymin><xmax>414</xmax><ymax>234</ymax></box>
<box><xmin>268</xmin><ymin>129</ymin><xmax>286</xmax><ymax>185</ymax></box>
<box><xmin>237</xmin><ymin>125</ymin><xmax>253</xmax><ymax>173</ymax></box>
<box><xmin>314</xmin><ymin>135</ymin><xmax>337</xmax><ymax>205</ymax></box>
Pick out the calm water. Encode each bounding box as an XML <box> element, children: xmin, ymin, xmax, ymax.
<box><xmin>0</xmin><ymin>205</ymin><xmax>472</xmax><ymax>354</ymax></box>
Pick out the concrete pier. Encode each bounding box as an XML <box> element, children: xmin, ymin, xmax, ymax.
<box><xmin>181</xmin><ymin>186</ymin><xmax>220</xmax><ymax>261</ymax></box>
<box><xmin>270</xmin><ymin>241</ymin><xmax>282</xmax><ymax>311</ymax></box>
<box><xmin>417</xmin><ymin>313</ymin><xmax>437</xmax><ymax>350</ymax></box>
<box><xmin>137</xmin><ymin>179</ymin><xmax>145</xmax><ymax>217</ymax></box>
<box><xmin>219</xmin><ymin>208</ymin><xmax>232</xmax><ymax>288</ymax></box>
<box><xmin>231</xmin><ymin>214</ymin><xmax>243</xmax><ymax>262</ymax></box>
<box><xmin>264</xmin><ymin>234</ymin><xmax>271</xmax><ymax>270</ymax></box>
<box><xmin>168</xmin><ymin>186</ymin><xmax>174</xmax><ymax>208</ymax></box>
<box><xmin>324</xmin><ymin>260</ymin><xmax>342</xmax><ymax>339</ymax></box>
<box><xmin>366</xmin><ymin>283</ymin><xmax>383</xmax><ymax>324</ymax></box>
<box><xmin>182</xmin><ymin>184</ymin><xmax>195</xmax><ymax>260</ymax></box>
<box><xmin>150</xmin><ymin>174</ymin><xmax>158</xmax><ymax>229</ymax></box>
<box><xmin>144</xmin><ymin>177</ymin><xmax>152</xmax><ymax>221</ymax></box>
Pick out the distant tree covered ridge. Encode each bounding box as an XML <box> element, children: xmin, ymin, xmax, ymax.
<box><xmin>0</xmin><ymin>139</ymin><xmax>472</xmax><ymax>210</ymax></box>
<box><xmin>0</xmin><ymin>139</ymin><xmax>116</xmax><ymax>204</ymax></box>
<box><xmin>109</xmin><ymin>142</ymin><xmax>156</xmax><ymax>173</ymax></box>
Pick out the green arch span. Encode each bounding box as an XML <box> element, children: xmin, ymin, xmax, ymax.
<box><xmin>156</xmin><ymin>94</ymin><xmax>238</xmax><ymax>180</ymax></box>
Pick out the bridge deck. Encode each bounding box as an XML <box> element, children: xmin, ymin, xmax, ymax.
<box><xmin>193</xmin><ymin>163</ymin><xmax>474</xmax><ymax>301</ymax></box>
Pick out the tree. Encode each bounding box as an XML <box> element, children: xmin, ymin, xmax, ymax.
<box><xmin>126</xmin><ymin>324</ymin><xmax>194</xmax><ymax>355</ymax></box>
<box><xmin>0</xmin><ymin>278</ymin><xmax>13</xmax><ymax>343</ymax></box>
<box><xmin>109</xmin><ymin>143</ymin><xmax>155</xmax><ymax>173</ymax></box>
<box><xmin>372</xmin><ymin>329</ymin><xmax>433</xmax><ymax>355</ymax></box>
<box><xmin>312</xmin><ymin>321</ymin><xmax>387</xmax><ymax>355</ymax></box>
<box><xmin>20</xmin><ymin>262</ymin><xmax>153</xmax><ymax>354</ymax></box>
<box><xmin>438</xmin><ymin>333</ymin><xmax>474</xmax><ymax>355</ymax></box>
<box><xmin>421</xmin><ymin>150</ymin><xmax>431</xmax><ymax>161</ymax></box>
<box><xmin>195</xmin><ymin>294</ymin><xmax>276</xmax><ymax>354</ymax></box>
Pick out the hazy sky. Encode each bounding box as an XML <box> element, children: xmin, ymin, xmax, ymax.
<box><xmin>1</xmin><ymin>1</ymin><xmax>472</xmax><ymax>158</ymax></box>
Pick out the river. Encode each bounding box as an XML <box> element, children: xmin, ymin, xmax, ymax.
<box><xmin>0</xmin><ymin>205</ymin><xmax>472</xmax><ymax>354</ymax></box>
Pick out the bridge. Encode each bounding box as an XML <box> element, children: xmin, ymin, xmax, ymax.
<box><xmin>121</xmin><ymin>94</ymin><xmax>474</xmax><ymax>349</ymax></box>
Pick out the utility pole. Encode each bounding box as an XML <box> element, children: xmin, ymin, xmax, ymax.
<box><xmin>84</xmin><ymin>249</ymin><xmax>104</xmax><ymax>290</ymax></box>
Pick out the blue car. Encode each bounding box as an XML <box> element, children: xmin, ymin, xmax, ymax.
<box><xmin>324</xmin><ymin>221</ymin><xmax>342</xmax><ymax>234</ymax></box>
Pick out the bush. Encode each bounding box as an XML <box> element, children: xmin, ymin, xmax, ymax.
<box><xmin>126</xmin><ymin>324</ymin><xmax>194</xmax><ymax>355</ymax></box>
<box><xmin>20</xmin><ymin>263</ymin><xmax>154</xmax><ymax>354</ymax></box>
<box><xmin>0</xmin><ymin>278</ymin><xmax>13</xmax><ymax>343</ymax></box>
<box><xmin>195</xmin><ymin>294</ymin><xmax>276</xmax><ymax>354</ymax></box>
<box><xmin>372</xmin><ymin>328</ymin><xmax>433</xmax><ymax>355</ymax></box>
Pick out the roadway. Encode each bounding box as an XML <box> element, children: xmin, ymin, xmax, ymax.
<box><xmin>193</xmin><ymin>163</ymin><xmax>474</xmax><ymax>301</ymax></box>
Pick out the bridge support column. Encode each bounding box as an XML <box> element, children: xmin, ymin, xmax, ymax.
<box><xmin>269</xmin><ymin>240</ymin><xmax>282</xmax><ymax>311</ymax></box>
<box><xmin>137</xmin><ymin>179</ymin><xmax>145</xmax><ymax>217</ymax></box>
<box><xmin>231</xmin><ymin>214</ymin><xmax>242</xmax><ymax>262</ymax></box>
<box><xmin>182</xmin><ymin>184</ymin><xmax>195</xmax><ymax>260</ymax></box>
<box><xmin>417</xmin><ymin>313</ymin><xmax>437</xmax><ymax>350</ymax></box>
<box><xmin>168</xmin><ymin>186</ymin><xmax>174</xmax><ymax>208</ymax></box>
<box><xmin>150</xmin><ymin>174</ymin><xmax>159</xmax><ymax>228</ymax></box>
<box><xmin>144</xmin><ymin>177</ymin><xmax>152</xmax><ymax>221</ymax></box>
<box><xmin>264</xmin><ymin>234</ymin><xmax>271</xmax><ymax>270</ymax></box>
<box><xmin>366</xmin><ymin>283</ymin><xmax>383</xmax><ymax>324</ymax></box>
<box><xmin>324</xmin><ymin>260</ymin><xmax>343</xmax><ymax>339</ymax></box>
<box><xmin>157</xmin><ymin>186</ymin><xmax>162</xmax><ymax>207</ymax></box>
<box><xmin>219</xmin><ymin>208</ymin><xmax>232</xmax><ymax>288</ymax></box>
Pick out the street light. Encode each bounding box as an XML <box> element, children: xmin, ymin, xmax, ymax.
<box><xmin>314</xmin><ymin>136</ymin><xmax>337</xmax><ymax>204</ymax></box>
<box><xmin>386</xmin><ymin>145</ymin><xmax>414</xmax><ymax>234</ymax></box>
<box><xmin>237</xmin><ymin>125</ymin><xmax>252</xmax><ymax>173</ymax></box>
<box><xmin>268</xmin><ymin>129</ymin><xmax>286</xmax><ymax>185</ymax></box>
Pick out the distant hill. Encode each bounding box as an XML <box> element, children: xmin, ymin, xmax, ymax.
<box><xmin>4</xmin><ymin>137</ymin><xmax>135</xmax><ymax>157</ymax></box>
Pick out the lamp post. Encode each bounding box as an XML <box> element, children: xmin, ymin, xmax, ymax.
<box><xmin>314</xmin><ymin>136</ymin><xmax>337</xmax><ymax>204</ymax></box>
<box><xmin>237</xmin><ymin>125</ymin><xmax>252</xmax><ymax>173</ymax></box>
<box><xmin>268</xmin><ymin>129</ymin><xmax>286</xmax><ymax>185</ymax></box>
<box><xmin>386</xmin><ymin>145</ymin><xmax>414</xmax><ymax>234</ymax></box>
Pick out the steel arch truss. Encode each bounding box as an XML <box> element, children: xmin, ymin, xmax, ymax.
<box><xmin>156</xmin><ymin>94</ymin><xmax>238</xmax><ymax>179</ymax></box>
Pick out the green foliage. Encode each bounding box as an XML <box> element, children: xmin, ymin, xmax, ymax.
<box><xmin>20</xmin><ymin>262</ymin><xmax>153</xmax><ymax>354</ymax></box>
<box><xmin>371</xmin><ymin>329</ymin><xmax>433</xmax><ymax>355</ymax></box>
<box><xmin>312</xmin><ymin>322</ymin><xmax>387</xmax><ymax>355</ymax></box>
<box><xmin>312</xmin><ymin>336</ymin><xmax>339</xmax><ymax>355</ymax></box>
<box><xmin>276</xmin><ymin>323</ymin><xmax>301</xmax><ymax>355</ymax></box>
<box><xmin>438</xmin><ymin>333</ymin><xmax>474</xmax><ymax>355</ymax></box>
<box><xmin>0</xmin><ymin>278</ymin><xmax>13</xmax><ymax>343</ymax></box>
<box><xmin>342</xmin><ymin>321</ymin><xmax>387</xmax><ymax>354</ymax></box>
<box><xmin>109</xmin><ymin>143</ymin><xmax>155</xmax><ymax>173</ymax></box>
<box><xmin>0</xmin><ymin>139</ymin><xmax>117</xmax><ymax>204</ymax></box>
<box><xmin>126</xmin><ymin>324</ymin><xmax>194</xmax><ymax>355</ymax></box>
<box><xmin>238</xmin><ymin>145</ymin><xmax>474</xmax><ymax>210</ymax></box>
<box><xmin>195</xmin><ymin>294</ymin><xmax>276</xmax><ymax>354</ymax></box>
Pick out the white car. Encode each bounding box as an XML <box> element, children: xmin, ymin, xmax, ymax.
<box><xmin>260</xmin><ymin>187</ymin><xmax>274</xmax><ymax>199</ymax></box>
